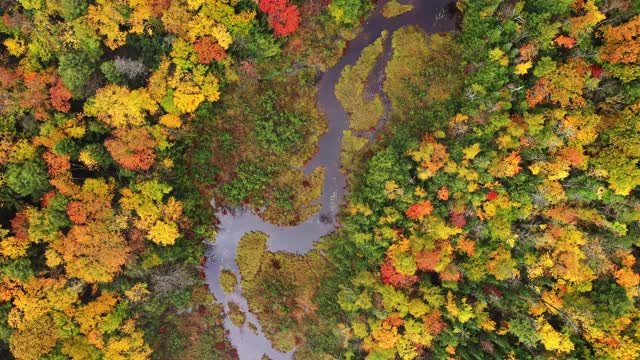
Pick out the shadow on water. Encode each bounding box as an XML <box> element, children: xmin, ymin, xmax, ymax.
<box><xmin>204</xmin><ymin>1</ymin><xmax>458</xmax><ymax>358</ymax></box>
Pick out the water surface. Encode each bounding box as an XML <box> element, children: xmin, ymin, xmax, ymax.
<box><xmin>204</xmin><ymin>1</ymin><xmax>457</xmax><ymax>358</ymax></box>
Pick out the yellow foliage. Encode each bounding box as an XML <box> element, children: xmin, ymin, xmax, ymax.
<box><xmin>463</xmin><ymin>143</ymin><xmax>481</xmax><ymax>160</ymax></box>
<box><xmin>445</xmin><ymin>292</ymin><xmax>475</xmax><ymax>324</ymax></box>
<box><xmin>86</xmin><ymin>0</ymin><xmax>128</xmax><ymax>49</ymax></box>
<box><xmin>124</xmin><ymin>283</ymin><xmax>151</xmax><ymax>303</ymax></box>
<box><xmin>0</xmin><ymin>236</ymin><xmax>30</xmax><ymax>259</ymax></box>
<box><xmin>538</xmin><ymin>319</ymin><xmax>575</xmax><ymax>353</ymax></box>
<box><xmin>147</xmin><ymin>220</ymin><xmax>180</xmax><ymax>246</ymax></box>
<box><xmin>84</xmin><ymin>85</ymin><xmax>158</xmax><ymax>128</ymax></box>
<box><xmin>79</xmin><ymin>150</ymin><xmax>98</xmax><ymax>170</ymax></box>
<box><xmin>159</xmin><ymin>114</ymin><xmax>182</xmax><ymax>128</ymax></box>
<box><xmin>486</xmin><ymin>248</ymin><xmax>519</xmax><ymax>280</ymax></box>
<box><xmin>514</xmin><ymin>61</ymin><xmax>533</xmax><ymax>75</ymax></box>
<box><xmin>4</xmin><ymin>38</ymin><xmax>26</xmax><ymax>57</ymax></box>
<box><xmin>371</xmin><ymin>322</ymin><xmax>400</xmax><ymax>349</ymax></box>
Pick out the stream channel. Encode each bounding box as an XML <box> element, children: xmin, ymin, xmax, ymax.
<box><xmin>204</xmin><ymin>1</ymin><xmax>457</xmax><ymax>358</ymax></box>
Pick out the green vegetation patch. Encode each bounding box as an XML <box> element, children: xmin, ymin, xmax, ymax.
<box><xmin>219</xmin><ymin>270</ymin><xmax>237</xmax><ymax>294</ymax></box>
<box><xmin>153</xmin><ymin>287</ymin><xmax>236</xmax><ymax>360</ymax></box>
<box><xmin>240</xmin><ymin>247</ymin><xmax>327</xmax><ymax>352</ymax></box>
<box><xmin>227</xmin><ymin>302</ymin><xmax>246</xmax><ymax>328</ymax></box>
<box><xmin>341</xmin><ymin>130</ymin><xmax>369</xmax><ymax>170</ymax></box>
<box><xmin>260</xmin><ymin>167</ymin><xmax>325</xmax><ymax>226</ymax></box>
<box><xmin>384</xmin><ymin>27</ymin><xmax>463</xmax><ymax>122</ymax></box>
<box><xmin>336</xmin><ymin>33</ymin><xmax>387</xmax><ymax>131</ymax></box>
<box><xmin>382</xmin><ymin>0</ymin><xmax>414</xmax><ymax>18</ymax></box>
<box><xmin>236</xmin><ymin>231</ymin><xmax>268</xmax><ymax>287</ymax></box>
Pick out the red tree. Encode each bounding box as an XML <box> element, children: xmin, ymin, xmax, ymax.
<box><xmin>380</xmin><ymin>258</ymin><xmax>418</xmax><ymax>288</ymax></box>
<box><xmin>49</xmin><ymin>78</ymin><xmax>72</xmax><ymax>113</ymax></box>
<box><xmin>258</xmin><ymin>0</ymin><xmax>300</xmax><ymax>37</ymax></box>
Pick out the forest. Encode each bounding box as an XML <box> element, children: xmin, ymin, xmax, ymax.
<box><xmin>0</xmin><ymin>0</ymin><xmax>639</xmax><ymax>359</ymax></box>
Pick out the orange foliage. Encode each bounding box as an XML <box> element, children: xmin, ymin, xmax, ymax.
<box><xmin>554</xmin><ymin>35</ymin><xmax>576</xmax><ymax>49</ymax></box>
<box><xmin>527</xmin><ymin>78</ymin><xmax>550</xmax><ymax>108</ymax></box>
<box><xmin>49</xmin><ymin>78</ymin><xmax>72</xmax><ymax>113</ymax></box>
<box><xmin>193</xmin><ymin>36</ymin><xmax>227</xmax><ymax>64</ymax></box>
<box><xmin>66</xmin><ymin>201</ymin><xmax>88</xmax><ymax>225</ymax></box>
<box><xmin>406</xmin><ymin>200</ymin><xmax>434</xmax><ymax>220</ymax></box>
<box><xmin>415</xmin><ymin>250</ymin><xmax>440</xmax><ymax>271</ymax></box>
<box><xmin>57</xmin><ymin>222</ymin><xmax>131</xmax><ymax>283</ymax></box>
<box><xmin>42</xmin><ymin>151</ymin><xmax>71</xmax><ymax>177</ymax></box>
<box><xmin>557</xmin><ymin>146</ymin><xmax>586</xmax><ymax>167</ymax></box>
<box><xmin>440</xmin><ymin>264</ymin><xmax>462</xmax><ymax>282</ymax></box>
<box><xmin>104</xmin><ymin>128</ymin><xmax>157</xmax><ymax>171</ymax></box>
<box><xmin>423</xmin><ymin>311</ymin><xmax>446</xmax><ymax>335</ymax></box>
<box><xmin>519</xmin><ymin>44</ymin><xmax>537</xmax><ymax>61</ymax></box>
<box><xmin>456</xmin><ymin>238</ymin><xmax>475</xmax><ymax>256</ymax></box>
<box><xmin>599</xmin><ymin>15</ymin><xmax>640</xmax><ymax>65</ymax></box>
<box><xmin>437</xmin><ymin>186</ymin><xmax>449</xmax><ymax>201</ymax></box>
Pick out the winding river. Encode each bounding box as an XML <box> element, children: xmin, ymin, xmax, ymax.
<box><xmin>204</xmin><ymin>1</ymin><xmax>457</xmax><ymax>358</ymax></box>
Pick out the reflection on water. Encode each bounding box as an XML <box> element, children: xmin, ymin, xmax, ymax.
<box><xmin>204</xmin><ymin>1</ymin><xmax>457</xmax><ymax>359</ymax></box>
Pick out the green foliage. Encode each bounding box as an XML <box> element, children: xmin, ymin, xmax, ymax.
<box><xmin>100</xmin><ymin>61</ymin><xmax>127</xmax><ymax>85</ymax></box>
<box><xmin>328</xmin><ymin>0</ymin><xmax>365</xmax><ymax>25</ymax></box>
<box><xmin>223</xmin><ymin>162</ymin><xmax>274</xmax><ymax>204</ymax></box>
<box><xmin>59</xmin><ymin>0</ymin><xmax>87</xmax><ymax>20</ymax></box>
<box><xmin>5</xmin><ymin>159</ymin><xmax>50</xmax><ymax>198</ymax></box>
<box><xmin>253</xmin><ymin>91</ymin><xmax>305</xmax><ymax>153</ymax></box>
<box><xmin>58</xmin><ymin>52</ymin><xmax>96</xmax><ymax>98</ymax></box>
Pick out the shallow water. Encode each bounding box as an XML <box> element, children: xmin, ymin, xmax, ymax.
<box><xmin>204</xmin><ymin>1</ymin><xmax>457</xmax><ymax>358</ymax></box>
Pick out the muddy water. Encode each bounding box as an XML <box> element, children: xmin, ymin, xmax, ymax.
<box><xmin>204</xmin><ymin>1</ymin><xmax>457</xmax><ymax>359</ymax></box>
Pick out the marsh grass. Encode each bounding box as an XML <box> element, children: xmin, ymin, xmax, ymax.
<box><xmin>336</xmin><ymin>33</ymin><xmax>387</xmax><ymax>131</ymax></box>
<box><xmin>219</xmin><ymin>270</ymin><xmax>237</xmax><ymax>294</ymax></box>
<box><xmin>382</xmin><ymin>0</ymin><xmax>414</xmax><ymax>18</ymax></box>
<box><xmin>384</xmin><ymin>27</ymin><xmax>463</xmax><ymax>123</ymax></box>
<box><xmin>341</xmin><ymin>130</ymin><xmax>369</xmax><ymax>170</ymax></box>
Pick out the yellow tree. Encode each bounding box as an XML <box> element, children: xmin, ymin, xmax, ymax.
<box><xmin>84</xmin><ymin>85</ymin><xmax>158</xmax><ymax>128</ymax></box>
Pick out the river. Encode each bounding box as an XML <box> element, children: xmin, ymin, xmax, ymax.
<box><xmin>204</xmin><ymin>1</ymin><xmax>457</xmax><ymax>359</ymax></box>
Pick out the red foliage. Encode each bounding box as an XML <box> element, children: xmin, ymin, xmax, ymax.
<box><xmin>0</xmin><ymin>67</ymin><xmax>19</xmax><ymax>88</ymax></box>
<box><xmin>193</xmin><ymin>37</ymin><xmax>227</xmax><ymax>64</ymax></box>
<box><xmin>406</xmin><ymin>200</ymin><xmax>434</xmax><ymax>220</ymax></box>
<box><xmin>380</xmin><ymin>258</ymin><xmax>418</xmax><ymax>288</ymax></box>
<box><xmin>486</xmin><ymin>191</ymin><xmax>498</xmax><ymax>201</ymax></box>
<box><xmin>10</xmin><ymin>211</ymin><xmax>29</xmax><ymax>241</ymax></box>
<box><xmin>483</xmin><ymin>285</ymin><xmax>503</xmax><ymax>299</ymax></box>
<box><xmin>450</xmin><ymin>210</ymin><xmax>467</xmax><ymax>228</ymax></box>
<box><xmin>591</xmin><ymin>65</ymin><xmax>604</xmax><ymax>78</ymax></box>
<box><xmin>258</xmin><ymin>0</ymin><xmax>300</xmax><ymax>37</ymax></box>
<box><xmin>49</xmin><ymin>78</ymin><xmax>72</xmax><ymax>113</ymax></box>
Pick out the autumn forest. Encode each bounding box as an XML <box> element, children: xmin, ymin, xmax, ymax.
<box><xmin>1</xmin><ymin>0</ymin><xmax>640</xmax><ymax>359</ymax></box>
